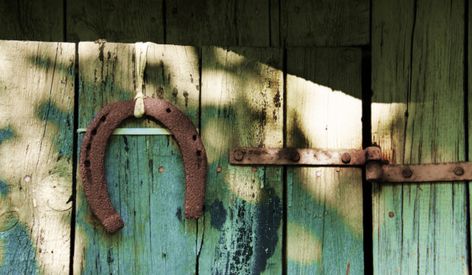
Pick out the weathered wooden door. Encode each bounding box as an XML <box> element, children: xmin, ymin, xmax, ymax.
<box><xmin>0</xmin><ymin>24</ymin><xmax>468</xmax><ymax>274</ymax></box>
<box><xmin>0</xmin><ymin>40</ymin><xmax>364</xmax><ymax>274</ymax></box>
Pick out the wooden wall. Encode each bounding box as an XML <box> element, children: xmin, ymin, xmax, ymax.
<box><xmin>0</xmin><ymin>0</ymin><xmax>470</xmax><ymax>274</ymax></box>
<box><xmin>0</xmin><ymin>0</ymin><xmax>370</xmax><ymax>47</ymax></box>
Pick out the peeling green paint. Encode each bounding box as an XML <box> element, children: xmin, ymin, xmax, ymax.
<box><xmin>0</xmin><ymin>128</ymin><xmax>14</xmax><ymax>145</ymax></box>
<box><xmin>0</xmin><ymin>180</ymin><xmax>9</xmax><ymax>196</ymax></box>
<box><xmin>0</xmin><ymin>222</ymin><xmax>38</xmax><ymax>275</ymax></box>
<box><xmin>36</xmin><ymin>101</ymin><xmax>73</xmax><ymax>158</ymax></box>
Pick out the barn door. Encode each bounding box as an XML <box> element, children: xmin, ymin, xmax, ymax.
<box><xmin>371</xmin><ymin>0</ymin><xmax>468</xmax><ymax>273</ymax></box>
<box><xmin>0</xmin><ymin>40</ymin><xmax>365</xmax><ymax>274</ymax></box>
<box><xmin>73</xmin><ymin>42</ymin><xmax>286</xmax><ymax>274</ymax></box>
<box><xmin>73</xmin><ymin>43</ymin><xmax>365</xmax><ymax>274</ymax></box>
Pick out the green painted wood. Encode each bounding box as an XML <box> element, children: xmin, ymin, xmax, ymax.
<box><xmin>280</xmin><ymin>0</ymin><xmax>369</xmax><ymax>46</ymax></box>
<box><xmin>372</xmin><ymin>0</ymin><xmax>467</xmax><ymax>273</ymax></box>
<box><xmin>67</xmin><ymin>1</ymin><xmax>164</xmax><ymax>42</ymax></box>
<box><xmin>166</xmin><ymin>0</ymin><xmax>272</xmax><ymax>46</ymax></box>
<box><xmin>0</xmin><ymin>1</ymin><xmax>63</xmax><ymax>41</ymax></box>
<box><xmin>286</xmin><ymin>48</ymin><xmax>364</xmax><ymax>274</ymax></box>
<box><xmin>74</xmin><ymin>42</ymin><xmax>200</xmax><ymax>274</ymax></box>
<box><xmin>0</xmin><ymin>41</ymin><xmax>75</xmax><ymax>274</ymax></box>
<box><xmin>198</xmin><ymin>47</ymin><xmax>284</xmax><ymax>274</ymax></box>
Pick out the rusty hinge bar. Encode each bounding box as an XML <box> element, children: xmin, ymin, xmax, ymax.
<box><xmin>230</xmin><ymin>147</ymin><xmax>369</xmax><ymax>166</ymax></box>
<box><xmin>230</xmin><ymin>146</ymin><xmax>472</xmax><ymax>183</ymax></box>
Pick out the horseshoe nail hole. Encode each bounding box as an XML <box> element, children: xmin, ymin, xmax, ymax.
<box><xmin>196</xmin><ymin>150</ymin><xmax>202</xmax><ymax>157</ymax></box>
<box><xmin>192</xmin><ymin>135</ymin><xmax>197</xmax><ymax>141</ymax></box>
<box><xmin>166</xmin><ymin>108</ymin><xmax>171</xmax><ymax>113</ymax></box>
<box><xmin>100</xmin><ymin>116</ymin><xmax>107</xmax><ymax>122</ymax></box>
<box><xmin>84</xmin><ymin>160</ymin><xmax>90</xmax><ymax>167</ymax></box>
<box><xmin>86</xmin><ymin>144</ymin><xmax>91</xmax><ymax>150</ymax></box>
<box><xmin>91</xmin><ymin>129</ymin><xmax>97</xmax><ymax>135</ymax></box>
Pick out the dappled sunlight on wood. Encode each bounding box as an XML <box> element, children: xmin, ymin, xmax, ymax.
<box><xmin>287</xmin><ymin>75</ymin><xmax>362</xmax><ymax>149</ymax></box>
<box><xmin>294</xmin><ymin>168</ymin><xmax>363</xmax><ymax>237</ymax></box>
<box><xmin>201</xmin><ymin>118</ymin><xmax>229</xmax><ymax>163</ymax></box>
<box><xmin>285</xmin><ymin>47</ymin><xmax>364</xmax><ymax>273</ymax></box>
<box><xmin>224</xmin><ymin>167</ymin><xmax>264</xmax><ymax>203</ymax></box>
<box><xmin>199</xmin><ymin>69</ymin><xmax>235</xmax><ymax>106</ymax></box>
<box><xmin>287</xmin><ymin>222</ymin><xmax>321</xmax><ymax>264</ymax></box>
<box><xmin>287</xmin><ymin>68</ymin><xmax>363</xmax><ymax>236</ymax></box>
<box><xmin>371</xmin><ymin>102</ymin><xmax>407</xmax><ymax>164</ymax></box>
<box><xmin>75</xmin><ymin>42</ymin><xmax>202</xmax><ymax>274</ymax></box>
<box><xmin>0</xmin><ymin>41</ymin><xmax>74</xmax><ymax>274</ymax></box>
<box><xmin>198</xmin><ymin>47</ymin><xmax>284</xmax><ymax>273</ymax></box>
<box><xmin>202</xmin><ymin>47</ymin><xmax>283</xmax><ymax>204</ymax></box>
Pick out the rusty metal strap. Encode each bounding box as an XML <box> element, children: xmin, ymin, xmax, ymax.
<box><xmin>230</xmin><ymin>146</ymin><xmax>472</xmax><ymax>183</ymax></box>
<box><xmin>366</xmin><ymin>162</ymin><xmax>472</xmax><ymax>183</ymax></box>
<box><xmin>230</xmin><ymin>148</ymin><xmax>370</xmax><ymax>166</ymax></box>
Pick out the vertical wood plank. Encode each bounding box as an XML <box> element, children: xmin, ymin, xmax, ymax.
<box><xmin>166</xmin><ymin>0</ymin><xmax>271</xmax><ymax>46</ymax></box>
<box><xmin>74</xmin><ymin>42</ymin><xmax>200</xmax><ymax>274</ymax></box>
<box><xmin>281</xmin><ymin>0</ymin><xmax>369</xmax><ymax>46</ymax></box>
<box><xmin>269</xmin><ymin>0</ymin><xmax>280</xmax><ymax>47</ymax></box>
<box><xmin>67</xmin><ymin>0</ymin><xmax>164</xmax><ymax>42</ymax></box>
<box><xmin>199</xmin><ymin>47</ymin><xmax>283</xmax><ymax>274</ymax></box>
<box><xmin>0</xmin><ymin>1</ymin><xmax>64</xmax><ymax>41</ymax></box>
<box><xmin>0</xmin><ymin>41</ymin><xmax>75</xmax><ymax>274</ymax></box>
<box><xmin>372</xmin><ymin>0</ymin><xmax>467</xmax><ymax>273</ymax></box>
<box><xmin>286</xmin><ymin>48</ymin><xmax>364</xmax><ymax>274</ymax></box>
<box><xmin>469</xmin><ymin>1</ymin><xmax>472</xmax><ymax>269</ymax></box>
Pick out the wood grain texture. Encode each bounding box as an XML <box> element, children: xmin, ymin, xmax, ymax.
<box><xmin>470</xmin><ymin>2</ymin><xmax>472</xmax><ymax>267</ymax></box>
<box><xmin>0</xmin><ymin>41</ymin><xmax>75</xmax><ymax>274</ymax></box>
<box><xmin>67</xmin><ymin>0</ymin><xmax>164</xmax><ymax>42</ymax></box>
<box><xmin>281</xmin><ymin>0</ymin><xmax>369</xmax><ymax>46</ymax></box>
<box><xmin>198</xmin><ymin>47</ymin><xmax>283</xmax><ymax>274</ymax></box>
<box><xmin>0</xmin><ymin>0</ymin><xmax>63</xmax><ymax>41</ymax></box>
<box><xmin>74</xmin><ymin>42</ymin><xmax>200</xmax><ymax>274</ymax></box>
<box><xmin>286</xmin><ymin>48</ymin><xmax>364</xmax><ymax>274</ymax></box>
<box><xmin>166</xmin><ymin>0</ymin><xmax>272</xmax><ymax>46</ymax></box>
<box><xmin>372</xmin><ymin>0</ymin><xmax>467</xmax><ymax>273</ymax></box>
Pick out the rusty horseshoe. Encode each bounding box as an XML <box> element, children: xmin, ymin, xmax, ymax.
<box><xmin>79</xmin><ymin>98</ymin><xmax>207</xmax><ymax>233</ymax></box>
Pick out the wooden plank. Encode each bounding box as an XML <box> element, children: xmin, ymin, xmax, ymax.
<box><xmin>470</xmin><ymin>2</ymin><xmax>472</xmax><ymax>268</ymax></box>
<box><xmin>67</xmin><ymin>0</ymin><xmax>164</xmax><ymax>42</ymax></box>
<box><xmin>74</xmin><ymin>42</ymin><xmax>200</xmax><ymax>274</ymax></box>
<box><xmin>281</xmin><ymin>0</ymin><xmax>369</xmax><ymax>46</ymax></box>
<box><xmin>372</xmin><ymin>0</ymin><xmax>467</xmax><ymax>273</ymax></box>
<box><xmin>0</xmin><ymin>41</ymin><xmax>75</xmax><ymax>274</ymax></box>
<box><xmin>0</xmin><ymin>1</ymin><xmax>63</xmax><ymax>41</ymax></box>
<box><xmin>286</xmin><ymin>48</ymin><xmax>364</xmax><ymax>274</ymax></box>
<box><xmin>198</xmin><ymin>47</ymin><xmax>283</xmax><ymax>274</ymax></box>
<box><xmin>166</xmin><ymin>0</ymin><xmax>271</xmax><ymax>46</ymax></box>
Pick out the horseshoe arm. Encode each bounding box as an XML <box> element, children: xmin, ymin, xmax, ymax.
<box><xmin>79</xmin><ymin>99</ymin><xmax>207</xmax><ymax>233</ymax></box>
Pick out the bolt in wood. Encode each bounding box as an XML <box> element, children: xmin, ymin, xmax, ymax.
<box><xmin>233</xmin><ymin>150</ymin><xmax>245</xmax><ymax>161</ymax></box>
<box><xmin>341</xmin><ymin>152</ymin><xmax>351</xmax><ymax>164</ymax></box>
<box><xmin>402</xmin><ymin>167</ymin><xmax>413</xmax><ymax>178</ymax></box>
<box><xmin>454</xmin><ymin>166</ymin><xmax>464</xmax><ymax>176</ymax></box>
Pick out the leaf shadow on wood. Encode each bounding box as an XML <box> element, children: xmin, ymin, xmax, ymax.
<box><xmin>0</xmin><ymin>42</ymin><xmax>75</xmax><ymax>274</ymax></box>
<box><xmin>23</xmin><ymin>44</ymin><xmax>394</xmax><ymax>274</ymax></box>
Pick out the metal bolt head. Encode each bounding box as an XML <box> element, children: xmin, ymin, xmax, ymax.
<box><xmin>290</xmin><ymin>151</ymin><xmax>301</xmax><ymax>162</ymax></box>
<box><xmin>233</xmin><ymin>150</ymin><xmax>245</xmax><ymax>161</ymax></box>
<box><xmin>454</xmin><ymin>166</ymin><xmax>464</xmax><ymax>176</ymax></box>
<box><xmin>402</xmin><ymin>167</ymin><xmax>413</xmax><ymax>178</ymax></box>
<box><xmin>341</xmin><ymin>152</ymin><xmax>351</xmax><ymax>164</ymax></box>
